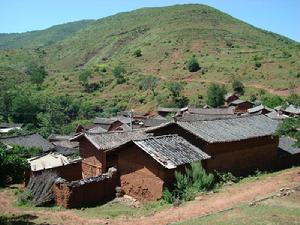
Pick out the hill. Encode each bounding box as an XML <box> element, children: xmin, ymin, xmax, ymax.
<box><xmin>0</xmin><ymin>4</ymin><xmax>299</xmax><ymax>113</ymax></box>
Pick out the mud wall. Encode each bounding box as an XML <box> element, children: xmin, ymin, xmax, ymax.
<box><xmin>53</xmin><ymin>172</ymin><xmax>118</xmax><ymax>208</ymax></box>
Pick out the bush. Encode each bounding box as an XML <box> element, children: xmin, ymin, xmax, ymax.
<box><xmin>262</xmin><ymin>95</ymin><xmax>283</xmax><ymax>108</ymax></box>
<box><xmin>163</xmin><ymin>162</ymin><xmax>214</xmax><ymax>203</ymax></box>
<box><xmin>232</xmin><ymin>80</ymin><xmax>245</xmax><ymax>95</ymax></box>
<box><xmin>255</xmin><ymin>62</ymin><xmax>262</xmax><ymax>68</ymax></box>
<box><xmin>207</xmin><ymin>83</ymin><xmax>226</xmax><ymax>107</ymax></box>
<box><xmin>133</xmin><ymin>49</ymin><xmax>142</xmax><ymax>57</ymax></box>
<box><xmin>79</xmin><ymin>69</ymin><xmax>91</xmax><ymax>85</ymax></box>
<box><xmin>187</xmin><ymin>57</ymin><xmax>201</xmax><ymax>72</ymax></box>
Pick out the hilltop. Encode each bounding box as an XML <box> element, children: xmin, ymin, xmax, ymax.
<box><xmin>0</xmin><ymin>4</ymin><xmax>299</xmax><ymax>113</ymax></box>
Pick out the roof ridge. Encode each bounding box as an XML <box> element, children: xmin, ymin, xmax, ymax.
<box><xmin>134</xmin><ymin>134</ymin><xmax>178</xmax><ymax>141</ymax></box>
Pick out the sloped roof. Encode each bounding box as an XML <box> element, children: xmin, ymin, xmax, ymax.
<box><xmin>0</xmin><ymin>134</ymin><xmax>54</xmax><ymax>152</ymax></box>
<box><xmin>283</xmin><ymin>105</ymin><xmax>300</xmax><ymax>115</ymax></box>
<box><xmin>265</xmin><ymin>111</ymin><xmax>288</xmax><ymax>120</ymax></box>
<box><xmin>177</xmin><ymin>115</ymin><xmax>279</xmax><ymax>143</ymax></box>
<box><xmin>180</xmin><ymin>113</ymin><xmax>237</xmax><ymax>122</ymax></box>
<box><xmin>87</xmin><ymin>126</ymin><xmax>107</xmax><ymax>134</ymax></box>
<box><xmin>71</xmin><ymin>130</ymin><xmax>150</xmax><ymax>150</ymax></box>
<box><xmin>94</xmin><ymin>117</ymin><xmax>119</xmax><ymax>125</ymax></box>
<box><xmin>110</xmin><ymin>116</ymin><xmax>133</xmax><ymax>124</ymax></box>
<box><xmin>187</xmin><ymin>107</ymin><xmax>235</xmax><ymax>115</ymax></box>
<box><xmin>143</xmin><ymin>118</ymin><xmax>169</xmax><ymax>127</ymax></box>
<box><xmin>278</xmin><ymin>137</ymin><xmax>300</xmax><ymax>155</ymax></box>
<box><xmin>224</xmin><ymin>93</ymin><xmax>238</xmax><ymax>101</ymax></box>
<box><xmin>28</xmin><ymin>153</ymin><xmax>81</xmax><ymax>171</ymax></box>
<box><xmin>230</xmin><ymin>99</ymin><xmax>253</xmax><ymax>105</ymax></box>
<box><xmin>248</xmin><ymin>105</ymin><xmax>274</xmax><ymax>114</ymax></box>
<box><xmin>157</xmin><ymin>107</ymin><xmax>182</xmax><ymax>113</ymax></box>
<box><xmin>132</xmin><ymin>135</ymin><xmax>210</xmax><ymax>169</ymax></box>
<box><xmin>48</xmin><ymin>134</ymin><xmax>73</xmax><ymax>141</ymax></box>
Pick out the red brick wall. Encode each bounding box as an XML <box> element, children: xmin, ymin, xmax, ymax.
<box><xmin>53</xmin><ymin>173</ymin><xmax>118</xmax><ymax>208</ymax></box>
<box><xmin>79</xmin><ymin>138</ymin><xmax>105</xmax><ymax>178</ymax></box>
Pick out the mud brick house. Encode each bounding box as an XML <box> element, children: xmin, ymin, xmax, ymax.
<box><xmin>71</xmin><ymin>131</ymin><xmax>149</xmax><ymax>178</ymax></box>
<box><xmin>146</xmin><ymin>115</ymin><xmax>279</xmax><ymax>175</ymax></box>
<box><xmin>109</xmin><ymin>135</ymin><xmax>210</xmax><ymax>201</ymax></box>
<box><xmin>229</xmin><ymin>100</ymin><xmax>254</xmax><ymax>114</ymax></box>
<box><xmin>224</xmin><ymin>93</ymin><xmax>239</xmax><ymax>106</ymax></box>
<box><xmin>277</xmin><ymin>136</ymin><xmax>300</xmax><ymax>168</ymax></box>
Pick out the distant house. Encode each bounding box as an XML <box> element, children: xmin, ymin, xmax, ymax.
<box><xmin>0</xmin><ymin>133</ymin><xmax>54</xmax><ymax>152</ymax></box>
<box><xmin>0</xmin><ymin>123</ymin><xmax>23</xmax><ymax>133</ymax></box>
<box><xmin>141</xmin><ymin>115</ymin><xmax>168</xmax><ymax>128</ymax></box>
<box><xmin>157</xmin><ymin>107</ymin><xmax>188</xmax><ymax>117</ymax></box>
<box><xmin>93</xmin><ymin>117</ymin><xmax>124</xmax><ymax>131</ymax></box>
<box><xmin>117</xmin><ymin>111</ymin><xmax>149</xmax><ymax>121</ymax></box>
<box><xmin>182</xmin><ymin>107</ymin><xmax>236</xmax><ymax>121</ymax></box>
<box><xmin>109</xmin><ymin>135</ymin><xmax>210</xmax><ymax>201</ymax></box>
<box><xmin>70</xmin><ymin>131</ymin><xmax>149</xmax><ymax>178</ymax></box>
<box><xmin>229</xmin><ymin>100</ymin><xmax>254</xmax><ymax>114</ymax></box>
<box><xmin>247</xmin><ymin>105</ymin><xmax>274</xmax><ymax>115</ymax></box>
<box><xmin>224</xmin><ymin>93</ymin><xmax>239</xmax><ymax>106</ymax></box>
<box><xmin>48</xmin><ymin>134</ymin><xmax>78</xmax><ymax>149</ymax></box>
<box><xmin>146</xmin><ymin>115</ymin><xmax>279</xmax><ymax>175</ymax></box>
<box><xmin>282</xmin><ymin>105</ymin><xmax>300</xmax><ymax>117</ymax></box>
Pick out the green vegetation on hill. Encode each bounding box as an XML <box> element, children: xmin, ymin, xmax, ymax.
<box><xmin>0</xmin><ymin>4</ymin><xmax>299</xmax><ymax>130</ymax></box>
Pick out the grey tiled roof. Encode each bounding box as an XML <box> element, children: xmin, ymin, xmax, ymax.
<box><xmin>142</xmin><ymin>118</ymin><xmax>169</xmax><ymax>127</ymax></box>
<box><xmin>188</xmin><ymin>107</ymin><xmax>235</xmax><ymax>115</ymax></box>
<box><xmin>248</xmin><ymin>105</ymin><xmax>274</xmax><ymax>114</ymax></box>
<box><xmin>133</xmin><ymin>135</ymin><xmax>210</xmax><ymax>169</ymax></box>
<box><xmin>177</xmin><ymin>115</ymin><xmax>279</xmax><ymax>143</ymax></box>
<box><xmin>283</xmin><ymin>105</ymin><xmax>300</xmax><ymax>115</ymax></box>
<box><xmin>72</xmin><ymin>130</ymin><xmax>149</xmax><ymax>150</ymax></box>
<box><xmin>278</xmin><ymin>137</ymin><xmax>300</xmax><ymax>155</ymax></box>
<box><xmin>94</xmin><ymin>117</ymin><xmax>119</xmax><ymax>125</ymax></box>
<box><xmin>0</xmin><ymin>134</ymin><xmax>54</xmax><ymax>152</ymax></box>
<box><xmin>157</xmin><ymin>107</ymin><xmax>182</xmax><ymax>113</ymax></box>
<box><xmin>180</xmin><ymin>113</ymin><xmax>238</xmax><ymax>122</ymax></box>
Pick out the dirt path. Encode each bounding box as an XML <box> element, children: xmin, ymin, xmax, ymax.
<box><xmin>1</xmin><ymin>168</ymin><xmax>300</xmax><ymax>225</ymax></box>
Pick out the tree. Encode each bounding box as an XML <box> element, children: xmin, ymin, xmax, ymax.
<box><xmin>139</xmin><ymin>76</ymin><xmax>159</xmax><ymax>96</ymax></box>
<box><xmin>133</xmin><ymin>49</ymin><xmax>142</xmax><ymax>57</ymax></box>
<box><xmin>232</xmin><ymin>80</ymin><xmax>245</xmax><ymax>95</ymax></box>
<box><xmin>112</xmin><ymin>65</ymin><xmax>126</xmax><ymax>84</ymax></box>
<box><xmin>26</xmin><ymin>63</ymin><xmax>47</xmax><ymax>85</ymax></box>
<box><xmin>79</xmin><ymin>69</ymin><xmax>91</xmax><ymax>86</ymax></box>
<box><xmin>187</xmin><ymin>57</ymin><xmax>201</xmax><ymax>72</ymax></box>
<box><xmin>167</xmin><ymin>82</ymin><xmax>189</xmax><ymax>107</ymax></box>
<box><xmin>207</xmin><ymin>83</ymin><xmax>226</xmax><ymax>107</ymax></box>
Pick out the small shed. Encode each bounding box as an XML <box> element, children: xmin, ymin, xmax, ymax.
<box><xmin>282</xmin><ymin>105</ymin><xmax>300</xmax><ymax>117</ymax></box>
<box><xmin>110</xmin><ymin>135</ymin><xmax>210</xmax><ymax>201</ymax></box>
<box><xmin>224</xmin><ymin>93</ymin><xmax>239</xmax><ymax>106</ymax></box>
<box><xmin>277</xmin><ymin>137</ymin><xmax>300</xmax><ymax>167</ymax></box>
<box><xmin>248</xmin><ymin>105</ymin><xmax>274</xmax><ymax>115</ymax></box>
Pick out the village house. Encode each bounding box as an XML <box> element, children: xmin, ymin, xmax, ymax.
<box><xmin>247</xmin><ymin>105</ymin><xmax>274</xmax><ymax>115</ymax></box>
<box><xmin>146</xmin><ymin>115</ymin><xmax>279</xmax><ymax>175</ymax></box>
<box><xmin>229</xmin><ymin>99</ymin><xmax>254</xmax><ymax>114</ymax></box>
<box><xmin>141</xmin><ymin>115</ymin><xmax>168</xmax><ymax>127</ymax></box>
<box><xmin>108</xmin><ymin>134</ymin><xmax>210</xmax><ymax>201</ymax></box>
<box><xmin>282</xmin><ymin>105</ymin><xmax>300</xmax><ymax>117</ymax></box>
<box><xmin>265</xmin><ymin>111</ymin><xmax>289</xmax><ymax>121</ymax></box>
<box><xmin>93</xmin><ymin>117</ymin><xmax>124</xmax><ymax>131</ymax></box>
<box><xmin>224</xmin><ymin>93</ymin><xmax>239</xmax><ymax>106</ymax></box>
<box><xmin>70</xmin><ymin>130</ymin><xmax>149</xmax><ymax>178</ymax></box>
<box><xmin>180</xmin><ymin>107</ymin><xmax>236</xmax><ymax>121</ymax></box>
<box><xmin>157</xmin><ymin>107</ymin><xmax>188</xmax><ymax>117</ymax></box>
<box><xmin>0</xmin><ymin>133</ymin><xmax>54</xmax><ymax>152</ymax></box>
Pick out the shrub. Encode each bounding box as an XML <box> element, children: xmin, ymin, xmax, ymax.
<box><xmin>206</xmin><ymin>83</ymin><xmax>226</xmax><ymax>107</ymax></box>
<box><xmin>255</xmin><ymin>62</ymin><xmax>261</xmax><ymax>68</ymax></box>
<box><xmin>262</xmin><ymin>95</ymin><xmax>283</xmax><ymax>108</ymax></box>
<box><xmin>163</xmin><ymin>162</ymin><xmax>214</xmax><ymax>203</ymax></box>
<box><xmin>79</xmin><ymin>69</ymin><xmax>91</xmax><ymax>85</ymax></box>
<box><xmin>133</xmin><ymin>49</ymin><xmax>142</xmax><ymax>57</ymax></box>
<box><xmin>187</xmin><ymin>57</ymin><xmax>201</xmax><ymax>72</ymax></box>
<box><xmin>139</xmin><ymin>76</ymin><xmax>159</xmax><ymax>96</ymax></box>
<box><xmin>26</xmin><ymin>63</ymin><xmax>48</xmax><ymax>85</ymax></box>
<box><xmin>232</xmin><ymin>80</ymin><xmax>245</xmax><ymax>95</ymax></box>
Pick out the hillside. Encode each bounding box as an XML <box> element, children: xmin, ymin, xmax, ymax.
<box><xmin>0</xmin><ymin>4</ymin><xmax>299</xmax><ymax>112</ymax></box>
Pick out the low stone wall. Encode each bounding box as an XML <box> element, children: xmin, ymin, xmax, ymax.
<box><xmin>53</xmin><ymin>168</ymin><xmax>118</xmax><ymax>208</ymax></box>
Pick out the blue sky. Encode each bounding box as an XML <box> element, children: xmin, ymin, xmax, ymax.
<box><xmin>1</xmin><ymin>0</ymin><xmax>299</xmax><ymax>42</ymax></box>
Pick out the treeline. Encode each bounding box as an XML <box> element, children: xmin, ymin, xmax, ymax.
<box><xmin>0</xmin><ymin>88</ymin><xmax>102</xmax><ymax>138</ymax></box>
